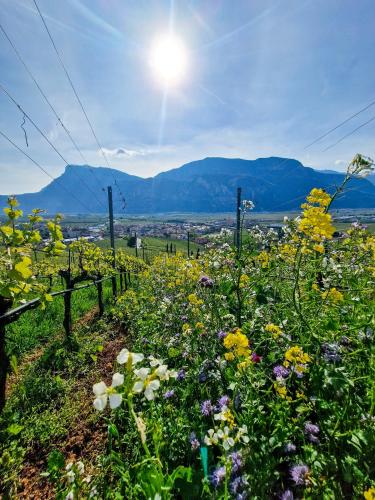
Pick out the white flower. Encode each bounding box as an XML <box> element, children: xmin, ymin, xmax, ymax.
<box><xmin>214</xmin><ymin>406</ymin><xmax>232</xmax><ymax>423</ymax></box>
<box><xmin>93</xmin><ymin>373</ymin><xmax>124</xmax><ymax>411</ymax></box>
<box><xmin>236</xmin><ymin>425</ymin><xmax>249</xmax><ymax>444</ymax></box>
<box><xmin>89</xmin><ymin>486</ymin><xmax>98</xmax><ymax>498</ymax></box>
<box><xmin>148</xmin><ymin>355</ymin><xmax>163</xmax><ymax>367</ymax></box>
<box><xmin>217</xmin><ymin>426</ymin><xmax>235</xmax><ymax>450</ymax></box>
<box><xmin>132</xmin><ymin>368</ymin><xmax>161</xmax><ymax>400</ymax></box>
<box><xmin>204</xmin><ymin>428</ymin><xmax>219</xmax><ymax>446</ymax></box>
<box><xmin>65</xmin><ymin>492</ymin><xmax>74</xmax><ymax>500</ymax></box>
<box><xmin>242</xmin><ymin>199</ymin><xmax>255</xmax><ymax>211</ymax></box>
<box><xmin>155</xmin><ymin>364</ymin><xmax>177</xmax><ymax>380</ymax></box>
<box><xmin>66</xmin><ymin>470</ymin><xmax>75</xmax><ymax>483</ymax></box>
<box><xmin>76</xmin><ymin>461</ymin><xmax>85</xmax><ymax>474</ymax></box>
<box><xmin>133</xmin><ymin>367</ymin><xmax>150</xmax><ymax>380</ymax></box>
<box><xmin>117</xmin><ymin>348</ymin><xmax>144</xmax><ymax>366</ymax></box>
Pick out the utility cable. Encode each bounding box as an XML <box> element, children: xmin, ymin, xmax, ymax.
<box><xmin>32</xmin><ymin>0</ymin><xmax>127</xmax><ymax>211</ymax></box>
<box><xmin>0</xmin><ymin>129</ymin><xmax>93</xmax><ymax>213</ymax></box>
<box><xmin>0</xmin><ymin>83</ymin><xmax>106</xmax><ymax>210</ymax></box>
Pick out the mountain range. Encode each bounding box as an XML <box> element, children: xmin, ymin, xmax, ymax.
<box><xmin>1</xmin><ymin>157</ymin><xmax>375</xmax><ymax>214</ymax></box>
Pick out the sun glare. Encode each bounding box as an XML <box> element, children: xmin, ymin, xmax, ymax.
<box><xmin>150</xmin><ymin>34</ymin><xmax>188</xmax><ymax>86</ymax></box>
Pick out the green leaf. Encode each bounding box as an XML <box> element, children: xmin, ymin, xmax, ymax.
<box><xmin>7</xmin><ymin>423</ymin><xmax>24</xmax><ymax>435</ymax></box>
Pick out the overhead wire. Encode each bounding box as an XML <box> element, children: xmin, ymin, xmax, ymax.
<box><xmin>32</xmin><ymin>0</ymin><xmax>127</xmax><ymax>212</ymax></box>
<box><xmin>0</xmin><ymin>22</ymin><xmax>107</xmax><ymax>206</ymax></box>
<box><xmin>304</xmin><ymin>98</ymin><xmax>375</xmax><ymax>150</ymax></box>
<box><xmin>322</xmin><ymin>115</ymin><xmax>375</xmax><ymax>152</ymax></box>
<box><xmin>0</xmin><ymin>129</ymin><xmax>93</xmax><ymax>213</ymax></box>
<box><xmin>0</xmin><ymin>83</ymin><xmax>106</xmax><ymax>210</ymax></box>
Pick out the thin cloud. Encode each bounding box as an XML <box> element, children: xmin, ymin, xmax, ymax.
<box><xmin>101</xmin><ymin>147</ymin><xmax>146</xmax><ymax>158</ymax></box>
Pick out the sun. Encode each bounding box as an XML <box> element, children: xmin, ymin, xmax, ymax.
<box><xmin>149</xmin><ymin>34</ymin><xmax>188</xmax><ymax>86</ymax></box>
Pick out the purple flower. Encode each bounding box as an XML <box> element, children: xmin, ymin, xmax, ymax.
<box><xmin>284</xmin><ymin>442</ymin><xmax>297</xmax><ymax>454</ymax></box>
<box><xmin>180</xmin><ymin>315</ymin><xmax>188</xmax><ymax>322</ymax></box>
<box><xmin>321</xmin><ymin>343</ymin><xmax>341</xmax><ymax>363</ymax></box>
<box><xmin>251</xmin><ymin>352</ymin><xmax>262</xmax><ymax>363</ymax></box>
<box><xmin>163</xmin><ymin>390</ymin><xmax>175</xmax><ymax>399</ymax></box>
<box><xmin>177</xmin><ymin>369</ymin><xmax>186</xmax><ymax>381</ymax></box>
<box><xmin>217</xmin><ymin>395</ymin><xmax>230</xmax><ymax>410</ymax></box>
<box><xmin>199</xmin><ymin>275</ymin><xmax>214</xmax><ymax>288</ymax></box>
<box><xmin>304</xmin><ymin>422</ymin><xmax>320</xmax><ymax>435</ymax></box>
<box><xmin>217</xmin><ymin>330</ymin><xmax>228</xmax><ymax>340</ymax></box>
<box><xmin>229</xmin><ymin>451</ymin><xmax>242</xmax><ymax>474</ymax></box>
<box><xmin>290</xmin><ymin>464</ymin><xmax>310</xmax><ymax>486</ymax></box>
<box><xmin>280</xmin><ymin>490</ymin><xmax>294</xmax><ymax>500</ymax></box>
<box><xmin>308</xmin><ymin>434</ymin><xmax>320</xmax><ymax>444</ymax></box>
<box><xmin>211</xmin><ymin>466</ymin><xmax>226</xmax><ymax>488</ymax></box>
<box><xmin>229</xmin><ymin>475</ymin><xmax>248</xmax><ymax>494</ymax></box>
<box><xmin>201</xmin><ymin>399</ymin><xmax>213</xmax><ymax>416</ymax></box>
<box><xmin>189</xmin><ymin>432</ymin><xmax>200</xmax><ymax>451</ymax></box>
<box><xmin>198</xmin><ymin>371</ymin><xmax>207</xmax><ymax>383</ymax></box>
<box><xmin>273</xmin><ymin>365</ymin><xmax>289</xmax><ymax>378</ymax></box>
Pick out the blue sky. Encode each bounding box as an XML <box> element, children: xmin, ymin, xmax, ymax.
<box><xmin>0</xmin><ymin>0</ymin><xmax>374</xmax><ymax>194</ymax></box>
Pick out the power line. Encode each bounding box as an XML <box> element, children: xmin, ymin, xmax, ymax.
<box><xmin>0</xmin><ymin>22</ymin><xmax>107</xmax><ymax>204</ymax></box>
<box><xmin>32</xmin><ymin>0</ymin><xmax>127</xmax><ymax>211</ymax></box>
<box><xmin>0</xmin><ymin>129</ymin><xmax>93</xmax><ymax>213</ymax></box>
<box><xmin>322</xmin><ymin>115</ymin><xmax>375</xmax><ymax>152</ymax></box>
<box><xmin>304</xmin><ymin>98</ymin><xmax>375</xmax><ymax>150</ymax></box>
<box><xmin>0</xmin><ymin>83</ymin><xmax>106</xmax><ymax>210</ymax></box>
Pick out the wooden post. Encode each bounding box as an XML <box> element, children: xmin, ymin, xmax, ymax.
<box><xmin>187</xmin><ymin>231</ymin><xmax>190</xmax><ymax>258</ymax></box>
<box><xmin>135</xmin><ymin>232</ymin><xmax>138</xmax><ymax>258</ymax></box>
<box><xmin>60</xmin><ymin>270</ymin><xmax>73</xmax><ymax>343</ymax></box>
<box><xmin>97</xmin><ymin>279</ymin><xmax>104</xmax><ymax>316</ymax></box>
<box><xmin>236</xmin><ymin>187</ymin><xmax>242</xmax><ymax>255</ymax></box>
<box><xmin>108</xmin><ymin>186</ymin><xmax>117</xmax><ymax>298</ymax></box>
<box><xmin>0</xmin><ymin>298</ymin><xmax>11</xmax><ymax>412</ymax></box>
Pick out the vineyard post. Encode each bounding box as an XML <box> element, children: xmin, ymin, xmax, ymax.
<box><xmin>0</xmin><ymin>298</ymin><xmax>11</xmax><ymax>411</ymax></box>
<box><xmin>61</xmin><ymin>270</ymin><xmax>73</xmax><ymax>343</ymax></box>
<box><xmin>134</xmin><ymin>232</ymin><xmax>138</xmax><ymax>258</ymax></box>
<box><xmin>236</xmin><ymin>187</ymin><xmax>242</xmax><ymax>255</ymax></box>
<box><xmin>108</xmin><ymin>186</ymin><xmax>117</xmax><ymax>298</ymax></box>
<box><xmin>97</xmin><ymin>279</ymin><xmax>104</xmax><ymax>316</ymax></box>
<box><xmin>187</xmin><ymin>231</ymin><xmax>190</xmax><ymax>257</ymax></box>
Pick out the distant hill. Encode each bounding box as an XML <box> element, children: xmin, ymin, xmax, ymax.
<box><xmin>1</xmin><ymin>157</ymin><xmax>375</xmax><ymax>214</ymax></box>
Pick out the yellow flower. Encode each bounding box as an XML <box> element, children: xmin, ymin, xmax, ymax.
<box><xmin>273</xmin><ymin>382</ymin><xmax>291</xmax><ymax>401</ymax></box>
<box><xmin>223</xmin><ymin>329</ymin><xmax>251</xmax><ymax>360</ymax></box>
<box><xmin>195</xmin><ymin>322</ymin><xmax>204</xmax><ymax>330</ymax></box>
<box><xmin>321</xmin><ymin>287</ymin><xmax>343</xmax><ymax>303</ymax></box>
<box><xmin>284</xmin><ymin>346</ymin><xmax>311</xmax><ymax>368</ymax></box>
<box><xmin>265</xmin><ymin>323</ymin><xmax>282</xmax><ymax>339</ymax></box>
<box><xmin>237</xmin><ymin>357</ymin><xmax>253</xmax><ymax>371</ymax></box>
<box><xmin>313</xmin><ymin>244</ymin><xmax>325</xmax><ymax>254</ymax></box>
<box><xmin>306</xmin><ymin>188</ymin><xmax>331</xmax><ymax>208</ymax></box>
<box><xmin>188</xmin><ymin>293</ymin><xmax>203</xmax><ymax>306</ymax></box>
<box><xmin>257</xmin><ymin>251</ymin><xmax>270</xmax><ymax>269</ymax></box>
<box><xmin>239</xmin><ymin>274</ymin><xmax>250</xmax><ymax>288</ymax></box>
<box><xmin>225</xmin><ymin>352</ymin><xmax>235</xmax><ymax>361</ymax></box>
<box><xmin>298</xmin><ymin>189</ymin><xmax>335</xmax><ymax>242</ymax></box>
<box><xmin>364</xmin><ymin>487</ymin><xmax>375</xmax><ymax>500</ymax></box>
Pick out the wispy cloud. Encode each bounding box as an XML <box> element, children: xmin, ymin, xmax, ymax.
<box><xmin>101</xmin><ymin>147</ymin><xmax>146</xmax><ymax>159</ymax></box>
